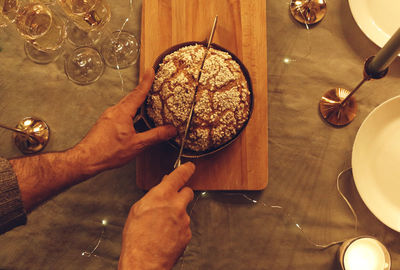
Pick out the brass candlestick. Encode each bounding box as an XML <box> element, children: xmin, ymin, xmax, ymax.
<box><xmin>0</xmin><ymin>117</ymin><xmax>50</xmax><ymax>154</ymax></box>
<box><xmin>289</xmin><ymin>0</ymin><xmax>327</xmax><ymax>25</ymax></box>
<box><xmin>319</xmin><ymin>57</ymin><xmax>388</xmax><ymax>126</ymax></box>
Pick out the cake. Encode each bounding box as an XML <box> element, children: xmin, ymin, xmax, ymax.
<box><xmin>146</xmin><ymin>44</ymin><xmax>251</xmax><ymax>153</ymax></box>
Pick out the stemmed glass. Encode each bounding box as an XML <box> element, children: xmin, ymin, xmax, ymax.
<box><xmin>100</xmin><ymin>0</ymin><xmax>139</xmax><ymax>69</ymax></box>
<box><xmin>0</xmin><ymin>14</ymin><xmax>5</xmax><ymax>27</ymax></box>
<box><xmin>15</xmin><ymin>2</ymin><xmax>66</xmax><ymax>64</ymax></box>
<box><xmin>0</xmin><ymin>0</ymin><xmax>18</xmax><ymax>28</ymax></box>
<box><xmin>101</xmin><ymin>29</ymin><xmax>139</xmax><ymax>69</ymax></box>
<box><xmin>0</xmin><ymin>11</ymin><xmax>7</xmax><ymax>27</ymax></box>
<box><xmin>64</xmin><ymin>45</ymin><xmax>104</xmax><ymax>85</ymax></box>
<box><xmin>57</xmin><ymin>0</ymin><xmax>110</xmax><ymax>46</ymax></box>
<box><xmin>59</xmin><ymin>0</ymin><xmax>139</xmax><ymax>76</ymax></box>
<box><xmin>57</xmin><ymin>0</ymin><xmax>110</xmax><ymax>84</ymax></box>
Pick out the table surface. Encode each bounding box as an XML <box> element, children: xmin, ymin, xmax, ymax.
<box><xmin>1</xmin><ymin>0</ymin><xmax>400</xmax><ymax>269</ymax></box>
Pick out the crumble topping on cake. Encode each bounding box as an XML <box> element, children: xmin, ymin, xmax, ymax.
<box><xmin>146</xmin><ymin>44</ymin><xmax>251</xmax><ymax>152</ymax></box>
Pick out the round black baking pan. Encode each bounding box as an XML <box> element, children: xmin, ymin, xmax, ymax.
<box><xmin>142</xmin><ymin>41</ymin><xmax>254</xmax><ymax>158</ymax></box>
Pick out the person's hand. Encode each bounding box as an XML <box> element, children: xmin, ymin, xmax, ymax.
<box><xmin>118</xmin><ymin>162</ymin><xmax>195</xmax><ymax>270</ymax></box>
<box><xmin>73</xmin><ymin>69</ymin><xmax>176</xmax><ymax>175</ymax></box>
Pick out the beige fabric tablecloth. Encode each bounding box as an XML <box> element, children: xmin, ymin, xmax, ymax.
<box><xmin>0</xmin><ymin>0</ymin><xmax>399</xmax><ymax>269</ymax></box>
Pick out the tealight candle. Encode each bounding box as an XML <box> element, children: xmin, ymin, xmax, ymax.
<box><xmin>338</xmin><ymin>237</ymin><xmax>391</xmax><ymax>270</ymax></box>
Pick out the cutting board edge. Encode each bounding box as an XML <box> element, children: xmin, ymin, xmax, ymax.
<box><xmin>136</xmin><ymin>0</ymin><xmax>268</xmax><ymax>191</ymax></box>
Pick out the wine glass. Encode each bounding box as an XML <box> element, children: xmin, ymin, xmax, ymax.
<box><xmin>57</xmin><ymin>0</ymin><xmax>111</xmax><ymax>46</ymax></box>
<box><xmin>100</xmin><ymin>30</ymin><xmax>139</xmax><ymax>69</ymax></box>
<box><xmin>15</xmin><ymin>2</ymin><xmax>66</xmax><ymax>64</ymax></box>
<box><xmin>99</xmin><ymin>0</ymin><xmax>139</xmax><ymax>69</ymax></box>
<box><xmin>59</xmin><ymin>0</ymin><xmax>139</xmax><ymax>70</ymax></box>
<box><xmin>64</xmin><ymin>46</ymin><xmax>104</xmax><ymax>85</ymax></box>
<box><xmin>0</xmin><ymin>12</ymin><xmax>7</xmax><ymax>28</ymax></box>
<box><xmin>57</xmin><ymin>0</ymin><xmax>110</xmax><ymax>83</ymax></box>
<box><xmin>0</xmin><ymin>0</ymin><xmax>18</xmax><ymax>27</ymax></box>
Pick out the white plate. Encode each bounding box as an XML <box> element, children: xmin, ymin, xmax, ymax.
<box><xmin>352</xmin><ymin>96</ymin><xmax>400</xmax><ymax>232</ymax></box>
<box><xmin>348</xmin><ymin>0</ymin><xmax>400</xmax><ymax>48</ymax></box>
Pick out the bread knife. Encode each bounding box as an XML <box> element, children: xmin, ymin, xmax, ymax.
<box><xmin>173</xmin><ymin>15</ymin><xmax>218</xmax><ymax>169</ymax></box>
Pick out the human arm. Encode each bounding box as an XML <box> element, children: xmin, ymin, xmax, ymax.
<box><xmin>118</xmin><ymin>162</ymin><xmax>195</xmax><ymax>270</ymax></box>
<box><xmin>0</xmin><ymin>158</ymin><xmax>26</xmax><ymax>234</ymax></box>
<box><xmin>8</xmin><ymin>69</ymin><xmax>176</xmax><ymax>213</ymax></box>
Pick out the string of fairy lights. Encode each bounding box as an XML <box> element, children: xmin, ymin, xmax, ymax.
<box><xmin>78</xmin><ymin>2</ymin><xmax>383</xmax><ymax>269</ymax></box>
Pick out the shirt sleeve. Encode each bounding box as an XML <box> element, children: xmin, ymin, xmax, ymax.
<box><xmin>0</xmin><ymin>157</ymin><xmax>26</xmax><ymax>234</ymax></box>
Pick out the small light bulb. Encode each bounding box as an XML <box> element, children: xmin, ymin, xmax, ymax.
<box><xmin>102</xmin><ymin>219</ymin><xmax>107</xmax><ymax>226</ymax></box>
<box><xmin>283</xmin><ymin>58</ymin><xmax>290</xmax><ymax>64</ymax></box>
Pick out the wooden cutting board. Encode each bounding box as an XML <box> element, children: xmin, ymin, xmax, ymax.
<box><xmin>136</xmin><ymin>0</ymin><xmax>268</xmax><ymax>190</ymax></box>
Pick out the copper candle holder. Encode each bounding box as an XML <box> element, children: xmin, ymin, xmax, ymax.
<box><xmin>319</xmin><ymin>57</ymin><xmax>388</xmax><ymax>127</ymax></box>
<box><xmin>13</xmin><ymin>117</ymin><xmax>50</xmax><ymax>154</ymax></box>
<box><xmin>289</xmin><ymin>0</ymin><xmax>327</xmax><ymax>25</ymax></box>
